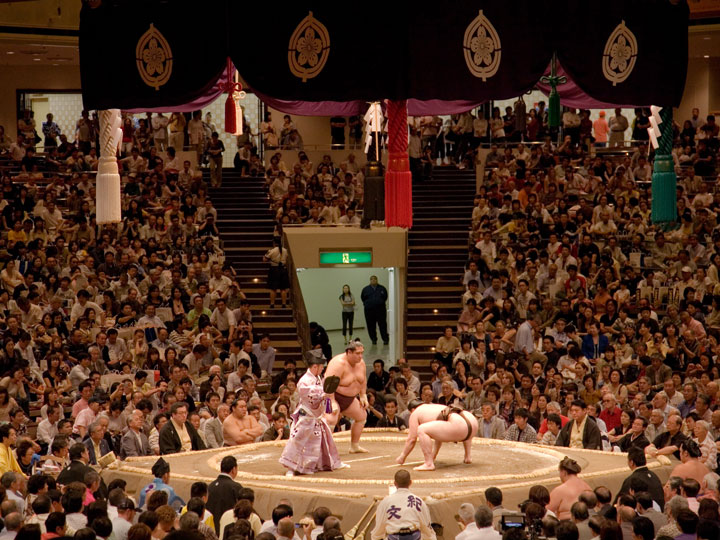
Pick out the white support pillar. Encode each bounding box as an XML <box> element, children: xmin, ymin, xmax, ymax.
<box><xmin>96</xmin><ymin>109</ymin><xmax>123</xmax><ymax>224</ymax></box>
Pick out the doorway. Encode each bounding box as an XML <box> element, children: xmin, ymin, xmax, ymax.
<box><xmin>296</xmin><ymin>267</ymin><xmax>398</xmax><ymax>366</ymax></box>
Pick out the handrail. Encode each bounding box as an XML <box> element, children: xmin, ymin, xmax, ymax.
<box><xmin>284</xmin><ymin>238</ymin><xmax>312</xmax><ymax>366</ymax></box>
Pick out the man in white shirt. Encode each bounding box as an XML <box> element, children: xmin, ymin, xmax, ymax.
<box><xmin>163</xmin><ymin>147</ymin><xmax>182</xmax><ymax>174</ymax></box>
<box><xmin>37</xmin><ymin>404</ymin><xmax>61</xmax><ymax>448</ymax></box>
<box><xmin>36</xmin><ymin>201</ymin><xmax>63</xmax><ymax>233</ymax></box>
<box><xmin>211</xmin><ymin>298</ymin><xmax>237</xmax><ymax>342</ymax></box>
<box><xmin>227</xmin><ymin>357</ymin><xmax>251</xmax><ymax>393</ymax></box>
<box><xmin>338</xmin><ymin>208</ymin><xmax>361</xmax><ymax>226</ymax></box>
<box><xmin>70</xmin><ymin>290</ymin><xmax>103</xmax><ymax>326</ymax></box>
<box><xmin>137</xmin><ymin>304</ymin><xmax>166</xmax><ymax>329</ymax></box>
<box><xmin>69</xmin><ymin>354</ymin><xmax>92</xmax><ymax>390</ymax></box>
<box><xmin>107</xmin><ymin>329</ymin><xmax>129</xmax><ymax>364</ymax></box>
<box><xmin>111</xmin><ymin>498</ymin><xmax>136</xmax><ymax>540</ymax></box>
<box><xmin>188</xmin><ymin>111</ymin><xmax>205</xmax><ymax>164</ymax></box>
<box><xmin>319</xmin><ymin>197</ymin><xmax>341</xmax><ymax>224</ymax></box>
<box><xmin>209</xmin><ymin>264</ymin><xmax>232</xmax><ymax>301</ymax></box>
<box><xmin>371</xmin><ymin>470</ymin><xmax>436</xmax><ymax>540</ymax></box>
<box><xmin>151</xmin><ymin>113</ymin><xmax>169</xmax><ymax>151</ymax></box>
<box><xmin>15</xmin><ymin>331</ymin><xmax>41</xmax><ymax>380</ymax></box>
<box><xmin>9</xmin><ymin>135</ymin><xmax>26</xmax><ymax>161</ymax></box>
<box><xmin>121</xmin><ymin>148</ymin><xmax>147</xmax><ymax>174</ymax></box>
<box><xmin>150</xmin><ymin>328</ymin><xmax>180</xmax><ymax>361</ymax></box>
<box><xmin>455</xmin><ymin>503</ymin><xmax>478</xmax><ymax>540</ymax></box>
<box><xmin>462</xmin><ymin>505</ymin><xmax>500</xmax><ymax>540</ymax></box>
<box><xmin>0</xmin><ymin>512</ymin><xmax>22</xmax><ymax>540</ymax></box>
<box><xmin>16</xmin><ymin>298</ymin><xmax>43</xmax><ymax>331</ymax></box>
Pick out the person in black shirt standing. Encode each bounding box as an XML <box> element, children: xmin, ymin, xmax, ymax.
<box><xmin>361</xmin><ymin>276</ymin><xmax>389</xmax><ymax>345</ymax></box>
<box><xmin>330</xmin><ymin>117</ymin><xmax>346</xmax><ymax>149</ymax></box>
<box><xmin>368</xmin><ymin>359</ymin><xmax>389</xmax><ymax>393</ymax></box>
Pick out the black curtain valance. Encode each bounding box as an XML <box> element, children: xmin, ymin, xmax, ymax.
<box><xmin>80</xmin><ymin>0</ymin><xmax>688</xmax><ymax>111</ymax></box>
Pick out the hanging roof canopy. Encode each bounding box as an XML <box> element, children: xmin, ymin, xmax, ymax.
<box><xmin>79</xmin><ymin>0</ymin><xmax>688</xmax><ymax>113</ymax></box>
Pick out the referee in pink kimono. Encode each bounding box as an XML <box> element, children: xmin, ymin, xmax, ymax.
<box><xmin>279</xmin><ymin>352</ymin><xmax>348</xmax><ymax>476</ymax></box>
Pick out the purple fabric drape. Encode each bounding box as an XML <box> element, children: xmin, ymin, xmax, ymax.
<box><xmin>535</xmin><ymin>63</ymin><xmax>642</xmax><ymax>109</ymax></box>
<box><xmin>123</xmin><ymin>69</ymin><xmax>228</xmax><ymax>114</ymax></box>
<box><xmin>255</xmin><ymin>91</ymin><xmax>483</xmax><ymax>117</ymax></box>
<box><xmin>122</xmin><ymin>61</ymin><xmax>643</xmax><ymax>116</ymax></box>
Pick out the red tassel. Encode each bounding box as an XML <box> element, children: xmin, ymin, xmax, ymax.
<box><xmin>222</xmin><ymin>57</ymin><xmax>243</xmax><ymax>135</ymax></box>
<box><xmin>225</xmin><ymin>94</ymin><xmax>237</xmax><ymax>134</ymax></box>
<box><xmin>384</xmin><ymin>100</ymin><xmax>413</xmax><ymax>228</ymax></box>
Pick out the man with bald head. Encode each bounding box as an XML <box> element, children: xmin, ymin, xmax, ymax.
<box><xmin>646</xmin><ymin>414</ymin><xmax>687</xmax><ymax>460</ymax></box>
<box><xmin>277</xmin><ymin>518</ymin><xmax>295</xmax><ymax>540</ymax></box>
<box><xmin>0</xmin><ymin>511</ymin><xmax>22</xmax><ymax>540</ymax></box>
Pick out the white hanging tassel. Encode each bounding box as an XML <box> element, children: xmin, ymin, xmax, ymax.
<box><xmin>364</xmin><ymin>102</ymin><xmax>384</xmax><ymax>159</ymax></box>
<box><xmin>96</xmin><ymin>109</ymin><xmax>123</xmax><ymax>223</ymax></box>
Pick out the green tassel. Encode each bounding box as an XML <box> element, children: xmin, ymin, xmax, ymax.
<box><xmin>651</xmin><ymin>160</ymin><xmax>676</xmax><ymax>223</ymax></box>
<box><xmin>651</xmin><ymin>108</ymin><xmax>677</xmax><ymax>224</ymax></box>
<box><xmin>548</xmin><ymin>91</ymin><xmax>560</xmax><ymax>128</ymax></box>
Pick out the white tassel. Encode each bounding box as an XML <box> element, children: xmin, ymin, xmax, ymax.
<box><xmin>364</xmin><ymin>102</ymin><xmax>384</xmax><ymax>158</ymax></box>
<box><xmin>97</xmin><ymin>109</ymin><xmax>123</xmax><ymax>223</ymax></box>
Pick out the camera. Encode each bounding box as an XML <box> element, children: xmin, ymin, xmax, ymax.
<box><xmin>500</xmin><ymin>513</ymin><xmax>525</xmax><ymax>531</ymax></box>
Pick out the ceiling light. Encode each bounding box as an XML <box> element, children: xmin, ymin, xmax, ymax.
<box><xmin>704</xmin><ymin>55</ymin><xmax>710</xmax><ymax>58</ymax></box>
<box><xmin>5</xmin><ymin>51</ymin><xmax>14</xmax><ymax>55</ymax></box>
<box><xmin>33</xmin><ymin>58</ymin><xmax>41</xmax><ymax>61</ymax></box>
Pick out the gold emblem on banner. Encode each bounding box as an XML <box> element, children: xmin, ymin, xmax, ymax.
<box><xmin>602</xmin><ymin>20</ymin><xmax>637</xmax><ymax>86</ymax></box>
<box><xmin>288</xmin><ymin>11</ymin><xmax>330</xmax><ymax>82</ymax></box>
<box><xmin>136</xmin><ymin>23</ymin><xmax>173</xmax><ymax>91</ymax></box>
<box><xmin>463</xmin><ymin>10</ymin><xmax>501</xmax><ymax>81</ymax></box>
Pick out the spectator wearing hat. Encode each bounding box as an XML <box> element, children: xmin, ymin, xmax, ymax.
<box><xmin>138</xmin><ymin>457</ymin><xmax>185</xmax><ymax>511</ymax></box>
<box><xmin>112</xmin><ymin>497</ymin><xmax>136</xmax><ymax>540</ymax></box>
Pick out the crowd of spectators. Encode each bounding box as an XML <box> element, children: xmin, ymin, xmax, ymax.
<box><xmin>267</xmin><ymin>152</ymin><xmax>365</xmax><ymax>227</ymax></box>
<box><xmin>0</xmin><ymin>105</ymin><xmax>309</xmax><ymax>467</ymax></box>
<box><xmin>362</xmin><ymin>106</ymin><xmax>720</xmax><ymax>467</ymax></box>
<box><xmin>0</xmin><ymin>98</ymin><xmax>719</xmax><ymax>540</ymax></box>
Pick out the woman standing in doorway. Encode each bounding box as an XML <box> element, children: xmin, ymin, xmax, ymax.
<box><xmin>264</xmin><ymin>237</ymin><xmax>289</xmax><ymax>308</ymax></box>
<box><xmin>339</xmin><ymin>284</ymin><xmax>355</xmax><ymax>344</ymax></box>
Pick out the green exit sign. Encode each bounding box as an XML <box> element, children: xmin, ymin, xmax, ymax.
<box><xmin>319</xmin><ymin>251</ymin><xmax>372</xmax><ymax>265</ymax></box>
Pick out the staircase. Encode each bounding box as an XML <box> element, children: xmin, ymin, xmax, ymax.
<box><xmin>209</xmin><ymin>170</ymin><xmax>302</xmax><ymax>372</ymax></box>
<box><xmin>405</xmin><ymin>167</ymin><xmax>476</xmax><ymax>380</ymax></box>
